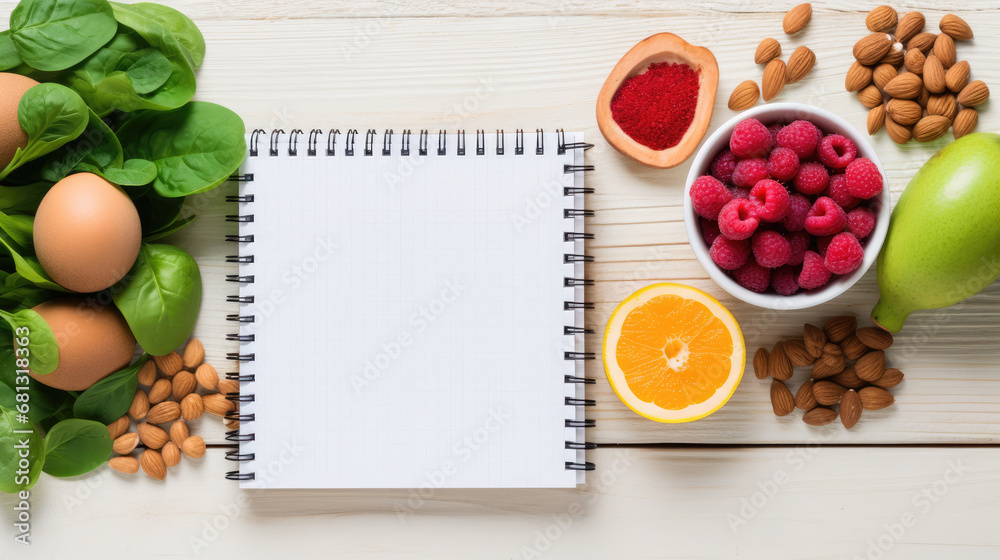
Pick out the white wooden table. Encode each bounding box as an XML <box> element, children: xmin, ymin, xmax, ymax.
<box><xmin>3</xmin><ymin>1</ymin><xmax>1000</xmax><ymax>557</ymax></box>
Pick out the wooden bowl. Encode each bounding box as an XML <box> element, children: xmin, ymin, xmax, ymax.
<box><xmin>596</xmin><ymin>33</ymin><xmax>719</xmax><ymax>169</ymax></box>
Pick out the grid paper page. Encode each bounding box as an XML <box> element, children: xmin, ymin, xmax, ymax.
<box><xmin>235</xmin><ymin>131</ymin><xmax>585</xmax><ymax>488</ymax></box>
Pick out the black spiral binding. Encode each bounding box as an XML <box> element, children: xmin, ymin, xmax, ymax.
<box><xmin>226</xmin><ymin>129</ymin><xmax>595</xmax><ymax>480</ymax></box>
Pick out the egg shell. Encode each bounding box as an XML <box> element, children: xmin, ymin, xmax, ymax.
<box><xmin>33</xmin><ymin>173</ymin><xmax>142</xmax><ymax>293</ymax></box>
<box><xmin>0</xmin><ymin>73</ymin><xmax>39</xmax><ymax>169</ymax></box>
<box><xmin>27</xmin><ymin>297</ymin><xmax>137</xmax><ymax>391</ymax></box>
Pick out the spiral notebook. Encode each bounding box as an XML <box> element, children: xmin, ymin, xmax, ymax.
<box><xmin>224</xmin><ymin>129</ymin><xmax>595</xmax><ymax>488</ymax></box>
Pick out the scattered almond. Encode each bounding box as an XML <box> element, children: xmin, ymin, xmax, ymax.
<box><xmin>878</xmin><ymin>43</ymin><xmax>904</xmax><ymax>67</ymax></box>
<box><xmin>913</xmin><ymin>115</ymin><xmax>952</xmax><ymax>142</ymax></box>
<box><xmin>147</xmin><ymin>378</ymin><xmax>171</xmax><ymax>405</ymax></box>
<box><xmin>794</xmin><ymin>379</ymin><xmax>818</xmax><ymax>411</ymax></box>
<box><xmin>162</xmin><ymin>442</ymin><xmax>182</xmax><ymax>468</ymax></box>
<box><xmin>895</xmin><ymin>11</ymin><xmax>925</xmax><ymax>44</ymax></box>
<box><xmin>203</xmin><ymin>393</ymin><xmax>235</xmax><ymax>416</ymax></box>
<box><xmin>225</xmin><ymin>418</ymin><xmax>240</xmax><ymax>431</ymax></box>
<box><xmin>172</xmin><ymin>370</ymin><xmax>197</xmax><ymax>401</ymax></box>
<box><xmin>153</xmin><ymin>352</ymin><xmax>183</xmax><ymax>377</ymax></box>
<box><xmin>218</xmin><ymin>378</ymin><xmax>240</xmax><ymax>396</ymax></box>
<box><xmin>812</xmin><ymin>358</ymin><xmax>844</xmax><ymax>379</ymax></box>
<box><xmin>859</xmin><ymin>386</ymin><xmax>895</xmax><ymax>410</ymax></box>
<box><xmin>872</xmin><ymin>367</ymin><xmax>905</xmax><ymax>389</ymax></box>
<box><xmin>784</xmin><ymin>339</ymin><xmax>815</xmax><ymax>367</ymax></box>
<box><xmin>885</xmin><ymin>115</ymin><xmax>913</xmax><ymax>144</ymax></box>
<box><xmin>840</xmin><ymin>334</ymin><xmax>869</xmax><ymax>360</ymax></box>
<box><xmin>128</xmin><ymin>390</ymin><xmax>149</xmax><ymax>421</ymax></box>
<box><xmin>729</xmin><ymin>80</ymin><xmax>760</xmax><ymax>111</ymax></box>
<box><xmin>866</xmin><ymin>5</ymin><xmax>897</xmax><ymax>32</ymax></box>
<box><xmin>755</xmin><ymin>38</ymin><xmax>781</xmax><ymax>65</ymax></box>
<box><xmin>823</xmin><ymin>316</ymin><xmax>856</xmax><ymax>344</ymax></box>
<box><xmin>107</xmin><ymin>415</ymin><xmax>130</xmax><ymax>440</ymax></box>
<box><xmin>147</xmin><ymin>401</ymin><xmax>181</xmax><ymax>425</ymax></box>
<box><xmin>945</xmin><ymin>61</ymin><xmax>970</xmax><ymax>93</ymax></box>
<box><xmin>181</xmin><ymin>393</ymin><xmax>205</xmax><ymax>421</ymax></box>
<box><xmin>907</xmin><ymin>32</ymin><xmax>936</xmax><ymax>55</ymax></box>
<box><xmin>803</xmin><ymin>407</ymin><xmax>837</xmax><ymax>426</ymax></box>
<box><xmin>137</xmin><ymin>360</ymin><xmax>157</xmax><ymax>386</ymax></box>
<box><xmin>195</xmin><ymin>363</ymin><xmax>220</xmax><ymax>391</ymax></box>
<box><xmin>109</xmin><ymin>456</ymin><xmax>140</xmax><ymax>474</ymax></box>
<box><xmin>883</xmin><ymin>72</ymin><xmax>923</xmax><ymax>99</ymax></box>
<box><xmin>182</xmin><ymin>338</ymin><xmax>205</xmax><ymax>370</ymax></box>
<box><xmin>113</xmin><ymin>433</ymin><xmax>139</xmax><ymax>455</ymax></box>
<box><xmin>813</xmin><ymin>380</ymin><xmax>847</xmax><ymax>406</ymax></box>
<box><xmin>855</xmin><ymin>326</ymin><xmax>894</xmax><ymax>350</ymax></box>
<box><xmin>770</xmin><ymin>379</ymin><xmax>795</xmax><ymax>416</ymax></box>
<box><xmin>867</xmin><ymin>104</ymin><xmax>886</xmax><ymax>135</ymax></box>
<box><xmin>957</xmin><ymin>80</ymin><xmax>990</xmax><ymax>107</ymax></box>
<box><xmin>181</xmin><ymin>436</ymin><xmax>206</xmax><ymax>459</ymax></box>
<box><xmin>885</xmin><ymin>98</ymin><xmax>922</xmax><ymax>126</ymax></box>
<box><xmin>821</xmin><ymin>342</ymin><xmax>843</xmax><ymax>359</ymax></box>
<box><xmin>768</xmin><ymin>341</ymin><xmax>793</xmax><ymax>381</ymax></box>
<box><xmin>783</xmin><ymin>3</ymin><xmax>812</xmax><ymax>35</ymax></box>
<box><xmin>952</xmin><ymin>108</ymin><xmax>978</xmax><ymax>139</ymax></box>
<box><xmin>903</xmin><ymin>48</ymin><xmax>925</xmax><ymax>74</ymax></box>
<box><xmin>830</xmin><ymin>367</ymin><xmax>867</xmax><ymax>389</ymax></box>
<box><xmin>753</xmin><ymin>347</ymin><xmax>770</xmax><ymax>380</ymax></box>
<box><xmin>857</xmin><ymin>84</ymin><xmax>883</xmax><ymax>108</ymax></box>
<box><xmin>921</xmin><ymin>54</ymin><xmax>946</xmax><ymax>93</ymax></box>
<box><xmin>762</xmin><ymin>59</ymin><xmax>787</xmax><ymax>102</ymax></box>
<box><xmin>855</xmin><ymin>350</ymin><xmax>886</xmax><ymax>382</ymax></box>
<box><xmin>927</xmin><ymin>93</ymin><xmax>958</xmax><ymax>121</ymax></box>
<box><xmin>140</xmin><ymin>449</ymin><xmax>167</xmax><ymax>480</ymax></box>
<box><xmin>939</xmin><ymin>13</ymin><xmax>973</xmax><ymax>41</ymax></box>
<box><xmin>136</xmin><ymin>422</ymin><xmax>169</xmax><ymax>450</ymax></box>
<box><xmin>872</xmin><ymin>64</ymin><xmax>897</xmax><ymax>92</ymax></box>
<box><xmin>845</xmin><ymin>61</ymin><xmax>874</xmax><ymax>92</ymax></box>
<box><xmin>840</xmin><ymin>389</ymin><xmax>862</xmax><ymax>429</ymax></box>
<box><xmin>170</xmin><ymin>420</ymin><xmax>190</xmax><ymax>448</ymax></box>
<box><xmin>854</xmin><ymin>33</ymin><xmax>893</xmax><ymax>66</ymax></box>
<box><xmin>803</xmin><ymin>324</ymin><xmax>826</xmax><ymax>358</ymax></box>
<box><xmin>933</xmin><ymin>33</ymin><xmax>956</xmax><ymax>67</ymax></box>
<box><xmin>786</xmin><ymin>46</ymin><xmax>815</xmax><ymax>84</ymax></box>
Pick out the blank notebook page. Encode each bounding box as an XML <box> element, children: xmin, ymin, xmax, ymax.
<box><xmin>234</xmin><ymin>131</ymin><xmax>587</xmax><ymax>488</ymax></box>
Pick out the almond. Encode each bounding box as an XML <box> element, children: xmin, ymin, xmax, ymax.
<box><xmin>945</xmin><ymin>61</ymin><xmax>970</xmax><ymax>93</ymax></box>
<box><xmin>172</xmin><ymin>370</ymin><xmax>197</xmax><ymax>401</ymax></box>
<box><xmin>857</xmin><ymin>84</ymin><xmax>883</xmax><ymax>108</ymax></box>
<box><xmin>812</xmin><ymin>358</ymin><xmax>844</xmax><ymax>379</ymax></box>
<box><xmin>867</xmin><ymin>104</ymin><xmax>886</xmax><ymax>135</ymax></box>
<box><xmin>885</xmin><ymin>98</ymin><xmax>922</xmax><ymax>126</ymax></box>
<box><xmin>107</xmin><ymin>415</ymin><xmax>130</xmax><ymax>440</ymax></box>
<box><xmin>137</xmin><ymin>422</ymin><xmax>169</xmax><ymax>450</ymax></box>
<box><xmin>162</xmin><ymin>442</ymin><xmax>182</xmax><ymax>467</ymax></box>
<box><xmin>859</xmin><ymin>386</ymin><xmax>895</xmax><ymax>410</ymax></box>
<box><xmin>855</xmin><ymin>326</ymin><xmax>894</xmax><ymax>350</ymax></box>
<box><xmin>855</xmin><ymin>350</ymin><xmax>886</xmax><ymax>382</ymax></box>
<box><xmin>872</xmin><ymin>367</ymin><xmax>904</xmax><ymax>389</ymax></box>
<box><xmin>181</xmin><ymin>393</ymin><xmax>205</xmax><ymax>421</ymax></box>
<box><xmin>830</xmin><ymin>367</ymin><xmax>867</xmax><ymax>389</ymax></box>
<box><xmin>883</xmin><ymin>72</ymin><xmax>923</xmax><ymax>99</ymax></box>
<box><xmin>866</xmin><ymin>5</ymin><xmax>897</xmax><ymax>32</ymax></box>
<box><xmin>147</xmin><ymin>401</ymin><xmax>181</xmax><ymax>425</ymax></box>
<box><xmin>195</xmin><ymin>363</ymin><xmax>220</xmax><ymax>391</ymax></box>
<box><xmin>729</xmin><ymin>80</ymin><xmax>760</xmax><ymax>111</ymax></box>
<box><xmin>803</xmin><ymin>324</ymin><xmax>826</xmax><ymax>358</ymax></box>
<box><xmin>878</xmin><ymin>43</ymin><xmax>904</xmax><ymax>67</ymax></box>
<box><xmin>182</xmin><ymin>338</ymin><xmax>205</xmax><ymax>369</ymax></box>
<box><xmin>784</xmin><ymin>339</ymin><xmax>815</xmax><ymax>367</ymax></box>
<box><xmin>786</xmin><ymin>46</ymin><xmax>815</xmax><ymax>84</ymax></box>
<box><xmin>872</xmin><ymin>64</ymin><xmax>897</xmax><ymax>92</ymax></box>
<box><xmin>939</xmin><ymin>14</ymin><xmax>973</xmax><ymax>41</ymax></box>
<box><xmin>181</xmin><ymin>436</ymin><xmax>206</xmax><ymax>459</ymax></box>
<box><xmin>219</xmin><ymin>379</ymin><xmax>240</xmax><ymax>396</ymax></box>
<box><xmin>957</xmin><ymin>80</ymin><xmax>990</xmax><ymax>107</ymax></box>
<box><xmin>770</xmin><ymin>379</ymin><xmax>795</xmax><ymax>416</ymax></box>
<box><xmin>922</xmin><ymin>55</ymin><xmax>946</xmax><ymax>94</ymax></box>
<box><xmin>225</xmin><ymin>418</ymin><xmax>240</xmax><ymax>431</ymax></box>
<box><xmin>952</xmin><ymin>108</ymin><xmax>978</xmax><ymax>139</ymax></box>
<box><xmin>113</xmin><ymin>433</ymin><xmax>139</xmax><ymax>455</ymax></box>
<box><xmin>768</xmin><ymin>341</ymin><xmax>793</xmax><ymax>381</ymax></box>
<box><xmin>803</xmin><ymin>407</ymin><xmax>837</xmax><ymax>426</ymax></box>
<box><xmin>853</xmin><ymin>33</ymin><xmax>893</xmax><ymax>66</ymax></box>
<box><xmin>170</xmin><ymin>420</ymin><xmax>190</xmax><ymax>448</ymax></box>
<box><xmin>137</xmin><ymin>360</ymin><xmax>157</xmax><ymax>386</ymax></box>
<box><xmin>813</xmin><ymin>380</ymin><xmax>847</xmax><ymax>406</ymax></box>
<box><xmin>153</xmin><ymin>352</ymin><xmax>183</xmax><ymax>377</ymax></box>
<box><xmin>918</xmin><ymin>85</ymin><xmax>930</xmax><ymax>107</ymax></box>
<box><xmin>913</xmin><ymin>115</ymin><xmax>951</xmax><ymax>142</ymax></box>
<box><xmin>895</xmin><ymin>11</ymin><xmax>925</xmax><ymax>44</ymax></box>
<box><xmin>840</xmin><ymin>334</ymin><xmax>869</xmax><ymax>360</ymax></box>
<box><xmin>762</xmin><ymin>59</ymin><xmax>786</xmax><ymax>102</ymax></box>
<box><xmin>903</xmin><ymin>48</ymin><xmax>925</xmax><ymax>74</ymax></box>
<box><xmin>783</xmin><ymin>3</ymin><xmax>812</xmax><ymax>34</ymax></box>
<box><xmin>840</xmin><ymin>389</ymin><xmax>862</xmax><ymax>429</ymax></box>
<box><xmin>109</xmin><ymin>456</ymin><xmax>140</xmax><ymax>474</ymax></box>
<box><xmin>128</xmin><ymin>389</ymin><xmax>149</xmax><ymax>421</ymax></box>
<box><xmin>753</xmin><ymin>347</ymin><xmax>770</xmax><ymax>380</ymax></box>
<box><xmin>794</xmin><ymin>379</ymin><xmax>818</xmax><ymax>411</ymax></box>
<box><xmin>927</xmin><ymin>93</ymin><xmax>958</xmax><ymax>121</ymax></box>
<box><xmin>845</xmin><ymin>61</ymin><xmax>874</xmax><ymax>92</ymax></box>
<box><xmin>147</xmin><ymin>378</ymin><xmax>171</xmax><ymax>405</ymax></box>
<box><xmin>203</xmin><ymin>393</ymin><xmax>235</xmax><ymax>416</ymax></box>
<box><xmin>821</xmin><ymin>342</ymin><xmax>842</xmax><ymax>359</ymax></box>
<box><xmin>933</xmin><ymin>33</ymin><xmax>956</xmax><ymax>68</ymax></box>
<box><xmin>885</xmin><ymin>115</ymin><xmax>913</xmax><ymax>144</ymax></box>
<box><xmin>755</xmin><ymin>38</ymin><xmax>781</xmax><ymax>65</ymax></box>
<box><xmin>140</xmin><ymin>449</ymin><xmax>167</xmax><ymax>480</ymax></box>
<box><xmin>907</xmin><ymin>32</ymin><xmax>936</xmax><ymax>54</ymax></box>
<box><xmin>823</xmin><ymin>316</ymin><xmax>856</xmax><ymax>343</ymax></box>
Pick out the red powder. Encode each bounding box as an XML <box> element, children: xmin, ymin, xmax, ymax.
<box><xmin>610</xmin><ymin>62</ymin><xmax>700</xmax><ymax>151</ymax></box>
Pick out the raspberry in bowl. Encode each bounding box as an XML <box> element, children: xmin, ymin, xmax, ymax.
<box><xmin>684</xmin><ymin>103</ymin><xmax>890</xmax><ymax>309</ymax></box>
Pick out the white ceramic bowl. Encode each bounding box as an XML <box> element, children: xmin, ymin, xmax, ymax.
<box><xmin>683</xmin><ymin>103</ymin><xmax>891</xmax><ymax>310</ymax></box>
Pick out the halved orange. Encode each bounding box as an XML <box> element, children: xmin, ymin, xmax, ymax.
<box><xmin>603</xmin><ymin>283</ymin><xmax>745</xmax><ymax>423</ymax></box>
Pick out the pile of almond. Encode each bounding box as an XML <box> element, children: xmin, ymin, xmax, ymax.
<box><xmin>728</xmin><ymin>3</ymin><xmax>816</xmax><ymax>111</ymax></box>
<box><xmin>756</xmin><ymin>316</ymin><xmax>902</xmax><ymax>429</ymax></box>
<box><xmin>105</xmin><ymin>338</ymin><xmax>239</xmax><ymax>480</ymax></box>
<box><xmin>847</xmin><ymin>8</ymin><xmax>989</xmax><ymax>143</ymax></box>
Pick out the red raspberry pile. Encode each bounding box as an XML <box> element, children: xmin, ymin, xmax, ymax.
<box><xmin>690</xmin><ymin>118</ymin><xmax>882</xmax><ymax>295</ymax></box>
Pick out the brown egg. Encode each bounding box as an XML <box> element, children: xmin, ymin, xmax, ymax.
<box><xmin>33</xmin><ymin>173</ymin><xmax>142</xmax><ymax>292</ymax></box>
<box><xmin>0</xmin><ymin>73</ymin><xmax>39</xmax><ymax>169</ymax></box>
<box><xmin>28</xmin><ymin>297</ymin><xmax>137</xmax><ymax>391</ymax></box>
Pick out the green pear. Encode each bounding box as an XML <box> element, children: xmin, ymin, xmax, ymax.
<box><xmin>872</xmin><ymin>132</ymin><xmax>1000</xmax><ymax>332</ymax></box>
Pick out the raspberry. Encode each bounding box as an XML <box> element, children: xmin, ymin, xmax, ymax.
<box><xmin>782</xmin><ymin>194</ymin><xmax>811</xmax><ymax>232</ymax></box>
<box><xmin>766</xmin><ymin>147</ymin><xmax>800</xmax><ymax>182</ymax></box>
<box><xmin>776</xmin><ymin>120</ymin><xmax>822</xmax><ymax>159</ymax></box>
<box><xmin>816</xmin><ymin>235</ymin><xmax>834</xmax><ymax>257</ymax></box>
<box><xmin>817</xmin><ymin>134</ymin><xmax>857</xmax><ymax>169</ymax></box>
<box><xmin>690</xmin><ymin>175</ymin><xmax>733</xmax><ymax>220</ymax></box>
<box><xmin>730</xmin><ymin>186</ymin><xmax>751</xmax><ymax>199</ymax></box>
<box><xmin>804</xmin><ymin>196</ymin><xmax>847</xmax><ymax>236</ymax></box>
<box><xmin>701</xmin><ymin>217</ymin><xmax>722</xmax><ymax>245</ymax></box>
<box><xmin>732</xmin><ymin>158</ymin><xmax>769</xmax><ymax>188</ymax></box>
<box><xmin>797</xmin><ymin>250</ymin><xmax>832</xmax><ymax>290</ymax></box>
<box><xmin>767</xmin><ymin>123</ymin><xmax>784</xmax><ymax>146</ymax></box>
<box><xmin>709</xmin><ymin>235</ymin><xmax>751</xmax><ymax>270</ymax></box>
<box><xmin>823</xmin><ymin>174</ymin><xmax>860</xmax><ymax>210</ymax></box>
<box><xmin>846</xmin><ymin>207</ymin><xmax>876</xmax><ymax>239</ymax></box>
<box><xmin>729</xmin><ymin>118</ymin><xmax>772</xmax><ymax>158</ymax></box>
<box><xmin>717</xmin><ymin>198</ymin><xmax>759</xmax><ymax>240</ymax></box>
<box><xmin>785</xmin><ymin>230</ymin><xmax>811</xmax><ymax>266</ymax></box>
<box><xmin>771</xmin><ymin>265</ymin><xmax>800</xmax><ymax>295</ymax></box>
<box><xmin>824</xmin><ymin>232</ymin><xmax>865</xmax><ymax>275</ymax></box>
<box><xmin>732</xmin><ymin>258</ymin><xmax>771</xmax><ymax>293</ymax></box>
<box><xmin>793</xmin><ymin>162</ymin><xmax>830</xmax><ymax>195</ymax></box>
<box><xmin>710</xmin><ymin>150</ymin><xmax>738</xmax><ymax>184</ymax></box>
<box><xmin>751</xmin><ymin>230</ymin><xmax>791</xmax><ymax>268</ymax></box>
<box><xmin>846</xmin><ymin>157</ymin><xmax>883</xmax><ymax>199</ymax></box>
<box><xmin>749</xmin><ymin>179</ymin><xmax>791</xmax><ymax>222</ymax></box>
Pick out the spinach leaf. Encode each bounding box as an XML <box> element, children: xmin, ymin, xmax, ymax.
<box><xmin>0</xmin><ymin>308</ymin><xmax>59</xmax><ymax>375</ymax></box>
<box><xmin>0</xmin><ymin>182</ymin><xmax>51</xmax><ymax>215</ymax></box>
<box><xmin>0</xmin><ymin>342</ymin><xmax>71</xmax><ymax>423</ymax></box>
<box><xmin>142</xmin><ymin>214</ymin><xmax>195</xmax><ymax>242</ymax></box>
<box><xmin>113</xmin><ymin>243</ymin><xmax>201</xmax><ymax>355</ymax></box>
<box><xmin>1</xmin><ymin>83</ymin><xmax>89</xmax><ymax>180</ymax></box>
<box><xmin>9</xmin><ymin>0</ymin><xmax>118</xmax><ymax>72</ymax></box>
<box><xmin>131</xmin><ymin>189</ymin><xmax>184</xmax><ymax>235</ymax></box>
<box><xmin>39</xmin><ymin>107</ymin><xmax>122</xmax><ymax>183</ymax></box>
<box><xmin>0</xmin><ymin>405</ymin><xmax>44</xmax><ymax>493</ymax></box>
<box><xmin>0</xmin><ymin>229</ymin><xmax>65</xmax><ymax>292</ymax></box>
<box><xmin>98</xmin><ymin>158</ymin><xmax>157</xmax><ymax>186</ymax></box>
<box><xmin>116</xmin><ymin>102</ymin><xmax>246</xmax><ymax>198</ymax></box>
<box><xmin>0</xmin><ymin>210</ymin><xmax>35</xmax><ymax>248</ymax></box>
<box><xmin>72</xmin><ymin>354</ymin><xmax>146</xmax><ymax>424</ymax></box>
<box><xmin>109</xmin><ymin>1</ymin><xmax>205</xmax><ymax>70</ymax></box>
<box><xmin>42</xmin><ymin>418</ymin><xmax>112</xmax><ymax>477</ymax></box>
<box><xmin>123</xmin><ymin>48</ymin><xmax>172</xmax><ymax>94</ymax></box>
<box><xmin>0</xmin><ymin>31</ymin><xmax>23</xmax><ymax>71</ymax></box>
